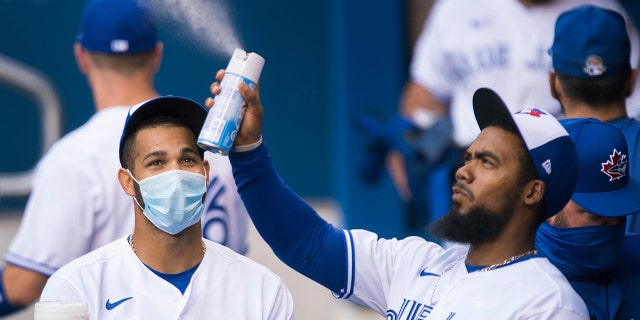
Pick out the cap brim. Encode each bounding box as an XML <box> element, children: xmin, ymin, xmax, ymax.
<box><xmin>473</xmin><ymin>88</ymin><xmax>519</xmax><ymax>134</ymax></box>
<box><xmin>119</xmin><ymin>96</ymin><xmax>208</xmax><ymax>165</ymax></box>
<box><xmin>573</xmin><ymin>177</ymin><xmax>640</xmax><ymax>217</ymax></box>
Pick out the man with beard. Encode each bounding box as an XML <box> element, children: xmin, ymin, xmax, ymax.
<box><xmin>535</xmin><ymin>118</ymin><xmax>640</xmax><ymax>319</ymax></box>
<box><xmin>357</xmin><ymin>0</ymin><xmax>640</xmax><ymax>237</ymax></box>
<box><xmin>211</xmin><ymin>65</ymin><xmax>587</xmax><ymax>318</ymax></box>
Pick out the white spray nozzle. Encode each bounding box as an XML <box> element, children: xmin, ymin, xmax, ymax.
<box><xmin>226</xmin><ymin>48</ymin><xmax>265</xmax><ymax>84</ymax></box>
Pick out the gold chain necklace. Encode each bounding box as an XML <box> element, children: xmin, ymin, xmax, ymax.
<box><xmin>430</xmin><ymin>250</ymin><xmax>538</xmax><ymax>306</ymax></box>
<box><xmin>129</xmin><ymin>234</ymin><xmax>206</xmax><ymax>254</ymax></box>
<box><xmin>478</xmin><ymin>249</ymin><xmax>537</xmax><ymax>272</ymax></box>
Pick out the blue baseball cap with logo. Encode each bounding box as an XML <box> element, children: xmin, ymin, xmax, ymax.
<box><xmin>561</xmin><ymin>118</ymin><xmax>640</xmax><ymax>217</ymax></box>
<box><xmin>550</xmin><ymin>4</ymin><xmax>631</xmax><ymax>78</ymax></box>
<box><xmin>77</xmin><ymin>0</ymin><xmax>158</xmax><ymax>54</ymax></box>
<box><xmin>473</xmin><ymin>88</ymin><xmax>577</xmax><ymax>218</ymax></box>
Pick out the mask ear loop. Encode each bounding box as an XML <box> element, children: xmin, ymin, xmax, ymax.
<box><xmin>132</xmin><ymin>196</ymin><xmax>145</xmax><ymax>211</ymax></box>
<box><xmin>127</xmin><ymin>169</ymin><xmax>141</xmax><ymax>184</ymax></box>
<box><xmin>202</xmin><ymin>164</ymin><xmax>208</xmax><ymax>203</ymax></box>
<box><xmin>127</xmin><ymin>169</ymin><xmax>145</xmax><ymax>211</ymax></box>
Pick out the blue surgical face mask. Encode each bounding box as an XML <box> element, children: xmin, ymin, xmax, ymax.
<box><xmin>535</xmin><ymin>221</ymin><xmax>625</xmax><ymax>279</ymax></box>
<box><xmin>129</xmin><ymin>169</ymin><xmax>207</xmax><ymax>235</ymax></box>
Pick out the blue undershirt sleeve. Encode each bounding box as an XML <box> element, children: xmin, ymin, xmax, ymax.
<box><xmin>230</xmin><ymin>143</ymin><xmax>347</xmax><ymax>293</ymax></box>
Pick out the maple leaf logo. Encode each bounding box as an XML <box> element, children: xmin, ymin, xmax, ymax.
<box><xmin>516</xmin><ymin>108</ymin><xmax>547</xmax><ymax>117</ymax></box>
<box><xmin>527</xmin><ymin>109</ymin><xmax>543</xmax><ymax>117</ymax></box>
<box><xmin>601</xmin><ymin>148</ymin><xmax>628</xmax><ymax>181</ymax></box>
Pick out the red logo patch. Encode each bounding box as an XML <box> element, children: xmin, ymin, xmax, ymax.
<box><xmin>528</xmin><ymin>109</ymin><xmax>542</xmax><ymax>117</ymax></box>
<box><xmin>516</xmin><ymin>108</ymin><xmax>547</xmax><ymax>117</ymax></box>
<box><xmin>601</xmin><ymin>148</ymin><xmax>627</xmax><ymax>181</ymax></box>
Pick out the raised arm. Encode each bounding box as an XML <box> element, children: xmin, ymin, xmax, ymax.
<box><xmin>206</xmin><ymin>70</ymin><xmax>348</xmax><ymax>292</ymax></box>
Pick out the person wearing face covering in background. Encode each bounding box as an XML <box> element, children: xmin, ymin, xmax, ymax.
<box><xmin>38</xmin><ymin>96</ymin><xmax>294</xmax><ymax>319</ymax></box>
<box><xmin>536</xmin><ymin>7</ymin><xmax>640</xmax><ymax>318</ymax></box>
<box><xmin>547</xmin><ymin>5</ymin><xmax>640</xmax><ymax>234</ymax></box>
<box><xmin>356</xmin><ymin>0</ymin><xmax>640</xmax><ymax>239</ymax></box>
<box><xmin>535</xmin><ymin>118</ymin><xmax>640</xmax><ymax>319</ymax></box>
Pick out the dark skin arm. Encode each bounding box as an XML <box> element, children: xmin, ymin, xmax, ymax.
<box><xmin>3</xmin><ymin>264</ymin><xmax>47</xmax><ymax>307</ymax></box>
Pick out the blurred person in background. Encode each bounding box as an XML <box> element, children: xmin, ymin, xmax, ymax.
<box><xmin>358</xmin><ymin>0</ymin><xmax>640</xmax><ymax>239</ymax></box>
<box><xmin>536</xmin><ymin>117</ymin><xmax>640</xmax><ymax>319</ymax></box>
<box><xmin>547</xmin><ymin>4</ymin><xmax>640</xmax><ymax>233</ymax></box>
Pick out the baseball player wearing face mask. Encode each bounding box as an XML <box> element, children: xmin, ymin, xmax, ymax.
<box><xmin>547</xmin><ymin>4</ymin><xmax>640</xmax><ymax>234</ymax></box>
<box><xmin>535</xmin><ymin>118</ymin><xmax>640</xmax><ymax>319</ymax></box>
<box><xmin>215</xmin><ymin>64</ymin><xmax>587</xmax><ymax>318</ymax></box>
<box><xmin>39</xmin><ymin>96</ymin><xmax>294</xmax><ymax>320</ymax></box>
<box><xmin>0</xmin><ymin>0</ymin><xmax>249</xmax><ymax>315</ymax></box>
<box><xmin>537</xmin><ymin>9</ymin><xmax>640</xmax><ymax>316</ymax></box>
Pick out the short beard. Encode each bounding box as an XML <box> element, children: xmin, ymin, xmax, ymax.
<box><xmin>430</xmin><ymin>200</ymin><xmax>514</xmax><ymax>244</ymax></box>
<box><xmin>549</xmin><ymin>210</ymin><xmax>568</xmax><ymax>228</ymax></box>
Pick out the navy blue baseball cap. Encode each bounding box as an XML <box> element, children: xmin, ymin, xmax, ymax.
<box><xmin>119</xmin><ymin>96</ymin><xmax>209</xmax><ymax>166</ymax></box>
<box><xmin>550</xmin><ymin>4</ymin><xmax>631</xmax><ymax>78</ymax></box>
<box><xmin>561</xmin><ymin>118</ymin><xmax>640</xmax><ymax>217</ymax></box>
<box><xmin>473</xmin><ymin>88</ymin><xmax>578</xmax><ymax>218</ymax></box>
<box><xmin>77</xmin><ymin>0</ymin><xmax>158</xmax><ymax>54</ymax></box>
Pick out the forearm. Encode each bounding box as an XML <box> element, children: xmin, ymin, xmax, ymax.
<box><xmin>0</xmin><ymin>266</ymin><xmax>43</xmax><ymax>315</ymax></box>
<box><xmin>399</xmin><ymin>81</ymin><xmax>447</xmax><ymax>122</ymax></box>
<box><xmin>230</xmin><ymin>143</ymin><xmax>347</xmax><ymax>292</ymax></box>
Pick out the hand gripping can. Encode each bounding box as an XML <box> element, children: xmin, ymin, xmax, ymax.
<box><xmin>197</xmin><ymin>48</ymin><xmax>265</xmax><ymax>155</ymax></box>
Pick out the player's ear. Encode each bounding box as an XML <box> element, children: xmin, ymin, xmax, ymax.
<box><xmin>522</xmin><ymin>179</ymin><xmax>545</xmax><ymax>207</ymax></box>
<box><xmin>151</xmin><ymin>42</ymin><xmax>164</xmax><ymax>73</ymax></box>
<box><xmin>74</xmin><ymin>43</ymin><xmax>89</xmax><ymax>75</ymax></box>
<box><xmin>201</xmin><ymin>159</ymin><xmax>211</xmax><ymax>203</ymax></box>
<box><xmin>548</xmin><ymin>72</ymin><xmax>559</xmax><ymax>100</ymax></box>
<box><xmin>118</xmin><ymin>168</ymin><xmax>137</xmax><ymax>197</ymax></box>
<box><xmin>203</xmin><ymin>158</ymin><xmax>211</xmax><ymax>188</ymax></box>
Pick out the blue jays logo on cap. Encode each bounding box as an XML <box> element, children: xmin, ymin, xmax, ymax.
<box><xmin>601</xmin><ymin>148</ymin><xmax>628</xmax><ymax>181</ymax></box>
<box><xmin>515</xmin><ymin>108</ymin><xmax>548</xmax><ymax>118</ymax></box>
<box><xmin>584</xmin><ymin>55</ymin><xmax>607</xmax><ymax>77</ymax></box>
<box><xmin>561</xmin><ymin>118</ymin><xmax>640</xmax><ymax>217</ymax></box>
<box><xmin>550</xmin><ymin>5</ymin><xmax>630</xmax><ymax>79</ymax></box>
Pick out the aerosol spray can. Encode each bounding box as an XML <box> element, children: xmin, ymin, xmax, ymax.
<box><xmin>197</xmin><ymin>48</ymin><xmax>265</xmax><ymax>155</ymax></box>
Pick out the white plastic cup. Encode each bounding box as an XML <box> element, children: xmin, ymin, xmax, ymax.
<box><xmin>34</xmin><ymin>301</ymin><xmax>89</xmax><ymax>320</ymax></box>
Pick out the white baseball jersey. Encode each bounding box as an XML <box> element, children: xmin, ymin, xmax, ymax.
<box><xmin>39</xmin><ymin>238</ymin><xmax>294</xmax><ymax>319</ymax></box>
<box><xmin>412</xmin><ymin>0</ymin><xmax>640</xmax><ymax>147</ymax></box>
<box><xmin>6</xmin><ymin>107</ymin><xmax>134</xmax><ymax>275</ymax></box>
<box><xmin>202</xmin><ymin>153</ymin><xmax>250</xmax><ymax>255</ymax></box>
<box><xmin>5</xmin><ymin>106</ymin><xmax>249</xmax><ymax>276</ymax></box>
<box><xmin>340</xmin><ymin>230</ymin><xmax>588</xmax><ymax>319</ymax></box>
